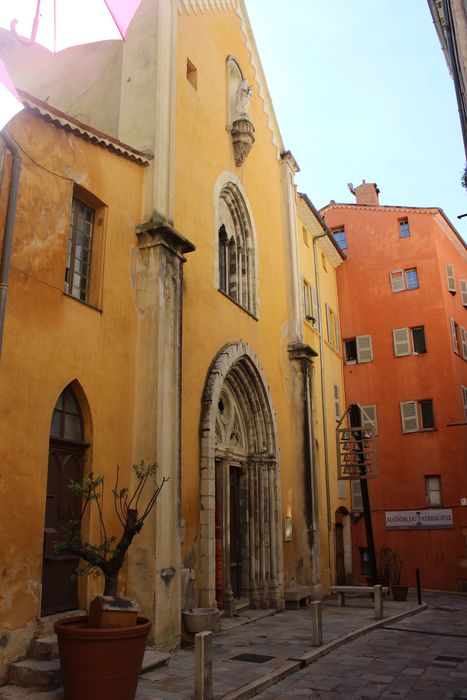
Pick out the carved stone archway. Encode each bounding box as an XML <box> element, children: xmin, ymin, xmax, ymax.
<box><xmin>199</xmin><ymin>342</ymin><xmax>283</xmax><ymax>613</ymax></box>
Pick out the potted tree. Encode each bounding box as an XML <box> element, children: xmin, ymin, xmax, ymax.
<box><xmin>53</xmin><ymin>461</ymin><xmax>168</xmax><ymax>700</ymax></box>
<box><xmin>388</xmin><ymin>548</ymin><xmax>409</xmax><ymax>601</ymax></box>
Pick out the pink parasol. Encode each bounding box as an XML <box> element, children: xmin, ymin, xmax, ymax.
<box><xmin>0</xmin><ymin>0</ymin><xmax>142</xmax><ymax>53</ymax></box>
<box><xmin>0</xmin><ymin>59</ymin><xmax>23</xmax><ymax>130</ymax></box>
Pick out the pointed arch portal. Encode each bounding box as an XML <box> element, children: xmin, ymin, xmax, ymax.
<box><xmin>199</xmin><ymin>342</ymin><xmax>282</xmax><ymax>613</ymax></box>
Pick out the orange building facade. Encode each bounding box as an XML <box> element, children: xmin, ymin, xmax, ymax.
<box><xmin>322</xmin><ymin>181</ymin><xmax>467</xmax><ymax>592</ymax></box>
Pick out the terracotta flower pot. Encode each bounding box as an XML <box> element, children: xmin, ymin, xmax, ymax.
<box><xmin>54</xmin><ymin>615</ymin><xmax>151</xmax><ymax>700</ymax></box>
<box><xmin>391</xmin><ymin>584</ymin><xmax>409</xmax><ymax>602</ymax></box>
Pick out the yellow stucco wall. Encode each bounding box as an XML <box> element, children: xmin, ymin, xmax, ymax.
<box><xmin>0</xmin><ymin>111</ymin><xmax>145</xmax><ymax>678</ymax></box>
<box><xmin>174</xmin><ymin>7</ymin><xmax>307</xmax><ymax>590</ymax></box>
<box><xmin>297</xmin><ymin>207</ymin><xmax>351</xmax><ymax>587</ymax></box>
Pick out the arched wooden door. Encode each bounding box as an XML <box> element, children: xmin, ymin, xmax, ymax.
<box><xmin>41</xmin><ymin>387</ymin><xmax>86</xmax><ymax>616</ymax></box>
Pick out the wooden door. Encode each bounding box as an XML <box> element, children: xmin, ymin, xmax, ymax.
<box><xmin>41</xmin><ymin>443</ymin><xmax>84</xmax><ymax>615</ymax></box>
<box><xmin>229</xmin><ymin>467</ymin><xmax>242</xmax><ymax>598</ymax></box>
<box><xmin>335</xmin><ymin>522</ymin><xmax>346</xmax><ymax>585</ymax></box>
<box><xmin>41</xmin><ymin>386</ymin><xmax>86</xmax><ymax>616</ymax></box>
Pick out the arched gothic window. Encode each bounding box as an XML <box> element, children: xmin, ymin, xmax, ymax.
<box><xmin>217</xmin><ymin>182</ymin><xmax>257</xmax><ymax>315</ymax></box>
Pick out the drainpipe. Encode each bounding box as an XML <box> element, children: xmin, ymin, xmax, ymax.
<box><xmin>0</xmin><ymin>131</ymin><xmax>22</xmax><ymax>360</ymax></box>
<box><xmin>312</xmin><ymin>229</ymin><xmax>333</xmax><ymax>578</ymax></box>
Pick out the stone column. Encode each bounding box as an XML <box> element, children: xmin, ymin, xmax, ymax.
<box><xmin>257</xmin><ymin>462</ymin><xmax>268</xmax><ymax>607</ymax></box>
<box><xmin>129</xmin><ymin>221</ymin><xmax>195</xmax><ymax>652</ymax></box>
<box><xmin>248</xmin><ymin>464</ymin><xmax>258</xmax><ymax>608</ymax></box>
<box><xmin>267</xmin><ymin>463</ymin><xmax>280</xmax><ymax>608</ymax></box>
<box><xmin>221</xmin><ymin>461</ymin><xmax>234</xmax><ymax>616</ymax></box>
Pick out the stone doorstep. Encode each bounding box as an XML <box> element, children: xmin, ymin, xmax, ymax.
<box><xmin>7</xmin><ymin>646</ymin><xmax>170</xmax><ymax>693</ymax></box>
<box><xmin>29</xmin><ymin>635</ymin><xmax>58</xmax><ymax>661</ymax></box>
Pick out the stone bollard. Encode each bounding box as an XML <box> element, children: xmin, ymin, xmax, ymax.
<box><xmin>195</xmin><ymin>630</ymin><xmax>213</xmax><ymax>700</ymax></box>
<box><xmin>310</xmin><ymin>600</ymin><xmax>323</xmax><ymax>647</ymax></box>
<box><xmin>374</xmin><ymin>585</ymin><xmax>383</xmax><ymax>620</ymax></box>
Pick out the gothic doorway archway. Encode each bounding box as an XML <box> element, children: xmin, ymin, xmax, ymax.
<box><xmin>200</xmin><ymin>342</ymin><xmax>283</xmax><ymax>614</ymax></box>
<box><xmin>41</xmin><ymin>384</ymin><xmax>89</xmax><ymax>615</ymax></box>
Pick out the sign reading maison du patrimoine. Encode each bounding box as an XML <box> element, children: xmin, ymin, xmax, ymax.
<box><xmin>385</xmin><ymin>509</ymin><xmax>454</xmax><ymax>530</ymax></box>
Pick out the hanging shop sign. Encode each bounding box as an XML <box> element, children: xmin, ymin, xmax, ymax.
<box><xmin>385</xmin><ymin>509</ymin><xmax>454</xmax><ymax>530</ymax></box>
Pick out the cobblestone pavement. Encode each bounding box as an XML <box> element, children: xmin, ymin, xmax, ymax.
<box><xmin>135</xmin><ymin>592</ymin><xmax>427</xmax><ymax>699</ymax></box>
<box><xmin>2</xmin><ymin>591</ymin><xmax>466</xmax><ymax>700</ymax></box>
<box><xmin>254</xmin><ymin>592</ymin><xmax>467</xmax><ymax>700</ymax></box>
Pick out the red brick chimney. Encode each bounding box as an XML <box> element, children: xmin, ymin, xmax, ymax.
<box><xmin>351</xmin><ymin>180</ymin><xmax>380</xmax><ymax>205</ymax></box>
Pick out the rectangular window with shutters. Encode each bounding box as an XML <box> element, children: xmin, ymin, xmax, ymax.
<box><xmin>460</xmin><ymin>279</ymin><xmax>467</xmax><ymax>306</ymax></box>
<box><xmin>333</xmin><ymin>383</ymin><xmax>341</xmax><ymax>420</ymax></box>
<box><xmin>450</xmin><ymin>318</ymin><xmax>460</xmax><ymax>354</ymax></box>
<box><xmin>325</xmin><ymin>304</ymin><xmax>340</xmax><ymax>350</ymax></box>
<box><xmin>351</xmin><ymin>480</ymin><xmax>363</xmax><ymax>512</ymax></box>
<box><xmin>303</xmin><ymin>279</ymin><xmax>319</xmax><ymax>330</ymax></box>
<box><xmin>462</xmin><ymin>386</ymin><xmax>467</xmax><ymax>420</ymax></box>
<box><xmin>460</xmin><ymin>326</ymin><xmax>467</xmax><ymax>360</ymax></box>
<box><xmin>359</xmin><ymin>547</ymin><xmax>370</xmax><ymax>576</ymax></box>
<box><xmin>344</xmin><ymin>335</ymin><xmax>373</xmax><ymax>364</ymax></box>
<box><xmin>390</xmin><ymin>268</ymin><xmax>419</xmax><ymax>292</ymax></box>
<box><xmin>400</xmin><ymin>399</ymin><xmax>435</xmax><ymax>433</ymax></box>
<box><xmin>393</xmin><ymin>326</ymin><xmax>426</xmax><ymax>356</ymax></box>
<box><xmin>425</xmin><ymin>475</ymin><xmax>442</xmax><ymax>506</ymax></box>
<box><xmin>445</xmin><ymin>263</ymin><xmax>456</xmax><ymax>293</ymax></box>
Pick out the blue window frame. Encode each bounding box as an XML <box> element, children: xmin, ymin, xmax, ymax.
<box><xmin>399</xmin><ymin>218</ymin><xmax>410</xmax><ymax>238</ymax></box>
<box><xmin>332</xmin><ymin>227</ymin><xmax>347</xmax><ymax>250</ymax></box>
<box><xmin>405</xmin><ymin>268</ymin><xmax>419</xmax><ymax>289</ymax></box>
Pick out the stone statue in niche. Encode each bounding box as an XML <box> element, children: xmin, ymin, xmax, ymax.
<box><xmin>235</xmin><ymin>79</ymin><xmax>253</xmax><ymax>117</ymax></box>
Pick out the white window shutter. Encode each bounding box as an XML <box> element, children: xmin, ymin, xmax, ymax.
<box><xmin>311</xmin><ymin>286</ymin><xmax>319</xmax><ymax>330</ymax></box>
<box><xmin>393</xmin><ymin>327</ymin><xmax>411</xmax><ymax>356</ymax></box>
<box><xmin>461</xmin><ymin>327</ymin><xmax>467</xmax><ymax>360</ymax></box>
<box><xmin>356</xmin><ymin>335</ymin><xmax>373</xmax><ymax>363</ymax></box>
<box><xmin>303</xmin><ymin>280</ymin><xmax>310</xmax><ymax>318</ymax></box>
<box><xmin>325</xmin><ymin>303</ymin><xmax>332</xmax><ymax>343</ymax></box>
<box><xmin>361</xmin><ymin>405</ymin><xmax>378</xmax><ymax>434</ymax></box>
<box><xmin>390</xmin><ymin>270</ymin><xmax>404</xmax><ymax>292</ymax></box>
<box><xmin>400</xmin><ymin>401</ymin><xmax>419</xmax><ymax>433</ymax></box>
<box><xmin>450</xmin><ymin>318</ymin><xmax>459</xmax><ymax>354</ymax></box>
<box><xmin>333</xmin><ymin>383</ymin><xmax>340</xmax><ymax>420</ymax></box>
<box><xmin>351</xmin><ymin>480</ymin><xmax>363</xmax><ymax>512</ymax></box>
<box><xmin>460</xmin><ymin>279</ymin><xmax>467</xmax><ymax>306</ymax></box>
<box><xmin>335</xmin><ymin>314</ymin><xmax>341</xmax><ymax>353</ymax></box>
<box><xmin>446</xmin><ymin>264</ymin><xmax>456</xmax><ymax>292</ymax></box>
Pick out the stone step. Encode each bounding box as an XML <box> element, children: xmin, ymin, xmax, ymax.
<box><xmin>8</xmin><ymin>658</ymin><xmax>61</xmax><ymax>691</ymax></box>
<box><xmin>7</xmin><ymin>647</ymin><xmax>169</xmax><ymax>693</ymax></box>
<box><xmin>29</xmin><ymin>635</ymin><xmax>58</xmax><ymax>660</ymax></box>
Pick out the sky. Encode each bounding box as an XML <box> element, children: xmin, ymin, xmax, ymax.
<box><xmin>246</xmin><ymin>0</ymin><xmax>467</xmax><ymax>239</ymax></box>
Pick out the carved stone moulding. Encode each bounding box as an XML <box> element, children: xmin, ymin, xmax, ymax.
<box><xmin>231</xmin><ymin>117</ymin><xmax>255</xmax><ymax>167</ymax></box>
